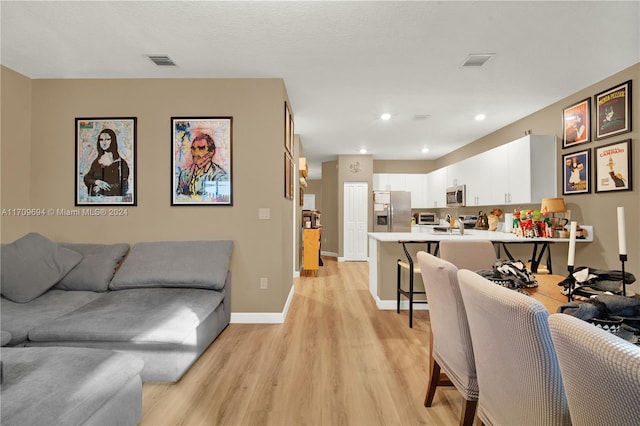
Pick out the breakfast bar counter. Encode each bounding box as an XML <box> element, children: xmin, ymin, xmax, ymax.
<box><xmin>368</xmin><ymin>227</ymin><xmax>593</xmax><ymax>310</ymax></box>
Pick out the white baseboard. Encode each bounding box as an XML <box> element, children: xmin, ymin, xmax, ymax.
<box><xmin>230</xmin><ymin>284</ymin><xmax>295</xmax><ymax>324</ymax></box>
<box><xmin>321</xmin><ymin>251</ymin><xmax>338</xmax><ymax>258</ymax></box>
<box><xmin>375</xmin><ymin>297</ymin><xmax>429</xmax><ymax>311</ymax></box>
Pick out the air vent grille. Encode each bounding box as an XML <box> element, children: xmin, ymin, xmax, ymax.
<box><xmin>147</xmin><ymin>55</ymin><xmax>177</xmax><ymax>66</ymax></box>
<box><xmin>462</xmin><ymin>54</ymin><xmax>495</xmax><ymax>67</ymax></box>
<box><xmin>413</xmin><ymin>114</ymin><xmax>431</xmax><ymax>121</ymax></box>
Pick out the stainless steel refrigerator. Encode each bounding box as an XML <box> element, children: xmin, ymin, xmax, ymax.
<box><xmin>372</xmin><ymin>191</ymin><xmax>412</xmax><ymax>232</ymax></box>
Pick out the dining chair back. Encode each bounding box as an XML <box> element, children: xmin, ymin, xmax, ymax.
<box><xmin>439</xmin><ymin>240</ymin><xmax>496</xmax><ymax>271</ymax></box>
<box><xmin>548</xmin><ymin>313</ymin><xmax>640</xmax><ymax>426</ymax></box>
<box><xmin>457</xmin><ymin>269</ymin><xmax>571</xmax><ymax>426</ymax></box>
<box><xmin>417</xmin><ymin>251</ymin><xmax>477</xmax><ymax>426</ymax></box>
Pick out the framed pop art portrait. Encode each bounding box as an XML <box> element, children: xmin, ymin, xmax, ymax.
<box><xmin>562</xmin><ymin>98</ymin><xmax>591</xmax><ymax>148</ymax></box>
<box><xmin>562</xmin><ymin>149</ymin><xmax>590</xmax><ymax>195</ymax></box>
<box><xmin>171</xmin><ymin>117</ymin><xmax>233</xmax><ymax>206</ymax></box>
<box><xmin>595</xmin><ymin>139</ymin><xmax>632</xmax><ymax>193</ymax></box>
<box><xmin>75</xmin><ymin>117</ymin><xmax>136</xmax><ymax>206</ymax></box>
<box><xmin>595</xmin><ymin>80</ymin><xmax>632</xmax><ymax>140</ymax></box>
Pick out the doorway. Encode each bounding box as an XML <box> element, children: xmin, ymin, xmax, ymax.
<box><xmin>343</xmin><ymin>181</ymin><xmax>368</xmax><ymax>261</ymax></box>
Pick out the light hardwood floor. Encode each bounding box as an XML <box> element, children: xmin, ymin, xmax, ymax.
<box><xmin>141</xmin><ymin>257</ymin><xmax>462</xmax><ymax>426</ymax></box>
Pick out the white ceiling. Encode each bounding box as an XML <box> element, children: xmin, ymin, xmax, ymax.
<box><xmin>2</xmin><ymin>1</ymin><xmax>639</xmax><ymax>179</ymax></box>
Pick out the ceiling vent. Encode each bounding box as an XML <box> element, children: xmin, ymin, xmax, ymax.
<box><xmin>413</xmin><ymin>114</ymin><xmax>431</xmax><ymax>121</ymax></box>
<box><xmin>462</xmin><ymin>53</ymin><xmax>495</xmax><ymax>67</ymax></box>
<box><xmin>147</xmin><ymin>55</ymin><xmax>177</xmax><ymax>66</ymax></box>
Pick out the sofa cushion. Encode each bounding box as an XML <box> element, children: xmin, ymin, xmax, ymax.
<box><xmin>109</xmin><ymin>240</ymin><xmax>233</xmax><ymax>290</ymax></box>
<box><xmin>1</xmin><ymin>347</ymin><xmax>143</xmax><ymax>426</ymax></box>
<box><xmin>0</xmin><ymin>233</ymin><xmax>83</xmax><ymax>303</ymax></box>
<box><xmin>1</xmin><ymin>290</ymin><xmax>104</xmax><ymax>345</ymax></box>
<box><xmin>1</xmin><ymin>331</ymin><xmax>11</xmax><ymax>346</ymax></box>
<box><xmin>28</xmin><ymin>287</ymin><xmax>225</xmax><ymax>344</ymax></box>
<box><xmin>55</xmin><ymin>243</ymin><xmax>130</xmax><ymax>291</ymax></box>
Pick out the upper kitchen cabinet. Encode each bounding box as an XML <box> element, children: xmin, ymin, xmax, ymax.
<box><xmin>446</xmin><ymin>135</ymin><xmax>557</xmax><ymax>207</ymax></box>
<box><xmin>372</xmin><ymin>173</ymin><xmax>406</xmax><ymax>191</ymax></box>
<box><xmin>504</xmin><ymin>135</ymin><xmax>557</xmax><ymax>205</ymax></box>
<box><xmin>426</xmin><ymin>167</ymin><xmax>447</xmax><ymax>208</ymax></box>
<box><xmin>405</xmin><ymin>174</ymin><xmax>428</xmax><ymax>208</ymax></box>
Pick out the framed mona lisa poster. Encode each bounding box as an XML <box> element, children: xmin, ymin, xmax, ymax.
<box><xmin>75</xmin><ymin>117</ymin><xmax>137</xmax><ymax>206</ymax></box>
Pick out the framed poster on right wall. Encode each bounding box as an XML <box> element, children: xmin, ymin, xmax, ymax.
<box><xmin>595</xmin><ymin>80</ymin><xmax>632</xmax><ymax>140</ymax></box>
<box><xmin>563</xmin><ymin>149</ymin><xmax>590</xmax><ymax>195</ymax></box>
<box><xmin>594</xmin><ymin>139</ymin><xmax>632</xmax><ymax>192</ymax></box>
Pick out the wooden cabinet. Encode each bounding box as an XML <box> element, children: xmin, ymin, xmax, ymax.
<box><xmin>303</xmin><ymin>228</ymin><xmax>321</xmax><ymax>274</ymax></box>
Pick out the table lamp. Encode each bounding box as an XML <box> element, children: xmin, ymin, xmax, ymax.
<box><xmin>540</xmin><ymin>197</ymin><xmax>567</xmax><ymax>238</ymax></box>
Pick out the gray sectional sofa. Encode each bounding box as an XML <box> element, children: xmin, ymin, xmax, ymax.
<box><xmin>1</xmin><ymin>232</ymin><xmax>233</xmax><ymax>425</ymax></box>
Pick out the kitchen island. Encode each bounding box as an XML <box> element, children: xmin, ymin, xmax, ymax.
<box><xmin>368</xmin><ymin>226</ymin><xmax>593</xmax><ymax>310</ymax></box>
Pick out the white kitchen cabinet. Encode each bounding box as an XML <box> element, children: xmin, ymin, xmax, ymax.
<box><xmin>405</xmin><ymin>174</ymin><xmax>428</xmax><ymax>208</ymax></box>
<box><xmin>373</xmin><ymin>173</ymin><xmax>407</xmax><ymax>191</ymax></box>
<box><xmin>505</xmin><ymin>135</ymin><xmax>557</xmax><ymax>205</ymax></box>
<box><xmin>443</xmin><ymin>135</ymin><xmax>556</xmax><ymax>207</ymax></box>
<box><xmin>426</xmin><ymin>167</ymin><xmax>447</xmax><ymax>208</ymax></box>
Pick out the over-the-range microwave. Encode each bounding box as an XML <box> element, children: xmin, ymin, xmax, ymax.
<box><xmin>446</xmin><ymin>185</ymin><xmax>466</xmax><ymax>207</ymax></box>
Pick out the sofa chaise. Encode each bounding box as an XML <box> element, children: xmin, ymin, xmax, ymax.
<box><xmin>1</xmin><ymin>232</ymin><xmax>233</xmax><ymax>382</ymax></box>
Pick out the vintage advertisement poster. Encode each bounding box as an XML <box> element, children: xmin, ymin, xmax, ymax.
<box><xmin>595</xmin><ymin>139</ymin><xmax>632</xmax><ymax>192</ymax></box>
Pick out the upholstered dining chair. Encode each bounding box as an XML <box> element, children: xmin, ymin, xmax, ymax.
<box><xmin>439</xmin><ymin>240</ymin><xmax>497</xmax><ymax>271</ymax></box>
<box><xmin>417</xmin><ymin>251</ymin><xmax>477</xmax><ymax>426</ymax></box>
<box><xmin>457</xmin><ymin>269</ymin><xmax>571</xmax><ymax>426</ymax></box>
<box><xmin>548</xmin><ymin>313</ymin><xmax>640</xmax><ymax>426</ymax></box>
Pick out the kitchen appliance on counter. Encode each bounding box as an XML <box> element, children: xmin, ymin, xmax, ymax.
<box><xmin>446</xmin><ymin>185</ymin><xmax>466</xmax><ymax>207</ymax></box>
<box><xmin>417</xmin><ymin>212</ymin><xmax>439</xmax><ymax>225</ymax></box>
<box><xmin>373</xmin><ymin>191</ymin><xmax>411</xmax><ymax>232</ymax></box>
<box><xmin>460</xmin><ymin>215</ymin><xmax>479</xmax><ymax>228</ymax></box>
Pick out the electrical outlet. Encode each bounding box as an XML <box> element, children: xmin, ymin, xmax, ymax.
<box><xmin>260</xmin><ymin>277</ymin><xmax>268</xmax><ymax>289</ymax></box>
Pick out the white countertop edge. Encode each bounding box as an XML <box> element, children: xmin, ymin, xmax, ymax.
<box><xmin>368</xmin><ymin>225</ymin><xmax>593</xmax><ymax>243</ymax></box>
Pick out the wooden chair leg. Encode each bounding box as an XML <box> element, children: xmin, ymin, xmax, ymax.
<box><xmin>460</xmin><ymin>399</ymin><xmax>478</xmax><ymax>426</ymax></box>
<box><xmin>424</xmin><ymin>358</ymin><xmax>441</xmax><ymax>406</ymax></box>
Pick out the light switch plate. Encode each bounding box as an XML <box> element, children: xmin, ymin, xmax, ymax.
<box><xmin>258</xmin><ymin>208</ymin><xmax>270</xmax><ymax>220</ymax></box>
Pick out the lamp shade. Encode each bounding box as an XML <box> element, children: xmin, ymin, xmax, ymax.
<box><xmin>541</xmin><ymin>197</ymin><xmax>566</xmax><ymax>213</ymax></box>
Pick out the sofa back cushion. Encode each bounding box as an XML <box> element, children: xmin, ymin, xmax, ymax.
<box><xmin>55</xmin><ymin>243</ymin><xmax>130</xmax><ymax>292</ymax></box>
<box><xmin>109</xmin><ymin>240</ymin><xmax>233</xmax><ymax>290</ymax></box>
<box><xmin>0</xmin><ymin>233</ymin><xmax>83</xmax><ymax>303</ymax></box>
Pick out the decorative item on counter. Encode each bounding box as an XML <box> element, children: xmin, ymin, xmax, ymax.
<box><xmin>487</xmin><ymin>208</ymin><xmax>503</xmax><ymax>231</ymax></box>
<box><xmin>475</xmin><ymin>211</ymin><xmax>489</xmax><ymax>230</ymax></box>
<box><xmin>513</xmin><ymin>209</ymin><xmax>549</xmax><ymax>238</ymax></box>
<box><xmin>540</xmin><ymin>197</ymin><xmax>568</xmax><ymax>238</ymax></box>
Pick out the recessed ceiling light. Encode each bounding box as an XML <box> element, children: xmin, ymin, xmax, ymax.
<box><xmin>421</xmin><ymin>147</ymin><xmax>430</xmax><ymax>154</ymax></box>
<box><xmin>475</xmin><ymin>114</ymin><xmax>486</xmax><ymax>121</ymax></box>
<box><xmin>380</xmin><ymin>113</ymin><xmax>391</xmax><ymax>121</ymax></box>
<box><xmin>360</xmin><ymin>148</ymin><xmax>367</xmax><ymax>154</ymax></box>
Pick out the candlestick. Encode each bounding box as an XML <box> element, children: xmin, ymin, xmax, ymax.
<box><xmin>617</xmin><ymin>207</ymin><xmax>627</xmax><ymax>255</ymax></box>
<box><xmin>567</xmin><ymin>265</ymin><xmax>575</xmax><ymax>302</ymax></box>
<box><xmin>567</xmin><ymin>221</ymin><xmax>577</xmax><ymax>267</ymax></box>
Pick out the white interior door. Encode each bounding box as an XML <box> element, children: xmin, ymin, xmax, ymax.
<box><xmin>344</xmin><ymin>182</ymin><xmax>368</xmax><ymax>261</ymax></box>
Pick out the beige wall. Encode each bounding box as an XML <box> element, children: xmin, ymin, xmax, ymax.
<box><xmin>373</xmin><ymin>159</ymin><xmax>434</xmax><ymax>174</ymax></box>
<box><xmin>1</xmin><ymin>67</ymin><xmax>32</xmax><ymax>239</ymax></box>
<box><xmin>1</xmin><ymin>66</ymin><xmax>295</xmax><ymax>313</ymax></box>
<box><xmin>321</xmin><ymin>160</ymin><xmax>339</xmax><ymax>255</ymax></box>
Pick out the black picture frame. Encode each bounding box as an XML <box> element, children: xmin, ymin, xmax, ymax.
<box><xmin>75</xmin><ymin>117</ymin><xmax>136</xmax><ymax>206</ymax></box>
<box><xmin>562</xmin><ymin>149</ymin><xmax>590</xmax><ymax>195</ymax></box>
<box><xmin>595</xmin><ymin>80</ymin><xmax>632</xmax><ymax>140</ymax></box>
<box><xmin>594</xmin><ymin>139</ymin><xmax>632</xmax><ymax>192</ymax></box>
<box><xmin>171</xmin><ymin>117</ymin><xmax>233</xmax><ymax>206</ymax></box>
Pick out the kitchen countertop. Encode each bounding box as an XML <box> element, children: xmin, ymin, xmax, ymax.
<box><xmin>369</xmin><ymin>226</ymin><xmax>593</xmax><ymax>243</ymax></box>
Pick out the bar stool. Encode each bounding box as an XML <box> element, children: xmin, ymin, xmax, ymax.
<box><xmin>397</xmin><ymin>241</ymin><xmax>433</xmax><ymax>328</ymax></box>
